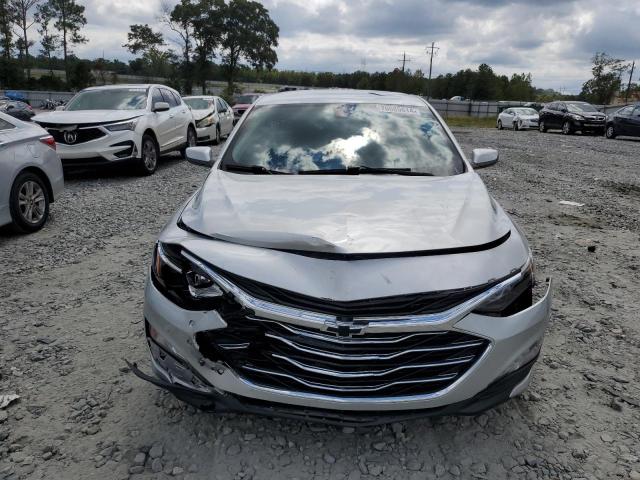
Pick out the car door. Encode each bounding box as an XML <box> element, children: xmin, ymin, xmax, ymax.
<box><xmin>160</xmin><ymin>88</ymin><xmax>182</xmax><ymax>148</ymax></box>
<box><xmin>613</xmin><ymin>106</ymin><xmax>633</xmax><ymax>135</ymax></box>
<box><xmin>629</xmin><ymin>106</ymin><xmax>640</xmax><ymax>136</ymax></box>
<box><xmin>171</xmin><ymin>91</ymin><xmax>192</xmax><ymax>144</ymax></box>
<box><xmin>217</xmin><ymin>98</ymin><xmax>234</xmax><ymax>135</ymax></box>
<box><xmin>150</xmin><ymin>88</ymin><xmax>174</xmax><ymax>151</ymax></box>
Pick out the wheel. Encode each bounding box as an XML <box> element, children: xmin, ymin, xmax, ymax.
<box><xmin>213</xmin><ymin>125</ymin><xmax>221</xmax><ymax>145</ymax></box>
<box><xmin>9</xmin><ymin>172</ymin><xmax>50</xmax><ymax>233</ymax></box>
<box><xmin>138</xmin><ymin>134</ymin><xmax>159</xmax><ymax>176</ymax></box>
<box><xmin>497</xmin><ymin>120</ymin><xmax>503</xmax><ymax>130</ymax></box>
<box><xmin>605</xmin><ymin>125</ymin><xmax>616</xmax><ymax>139</ymax></box>
<box><xmin>513</xmin><ymin>121</ymin><xmax>519</xmax><ymax>131</ymax></box>
<box><xmin>539</xmin><ymin>121</ymin><xmax>547</xmax><ymax>133</ymax></box>
<box><xmin>181</xmin><ymin>126</ymin><xmax>197</xmax><ymax>157</ymax></box>
<box><xmin>562</xmin><ymin>121</ymin><xmax>573</xmax><ymax>135</ymax></box>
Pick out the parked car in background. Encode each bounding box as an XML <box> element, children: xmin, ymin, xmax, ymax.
<box><xmin>0</xmin><ymin>112</ymin><xmax>63</xmax><ymax>233</ymax></box>
<box><xmin>0</xmin><ymin>100</ymin><xmax>35</xmax><ymax>121</ymax></box>
<box><xmin>231</xmin><ymin>93</ymin><xmax>261</xmax><ymax>124</ymax></box>
<box><xmin>133</xmin><ymin>90</ymin><xmax>552</xmax><ymax>424</ymax></box>
<box><xmin>497</xmin><ymin>107</ymin><xmax>539</xmax><ymax>130</ymax></box>
<box><xmin>538</xmin><ymin>101</ymin><xmax>606</xmax><ymax>135</ymax></box>
<box><xmin>183</xmin><ymin>96</ymin><xmax>234</xmax><ymax>144</ymax></box>
<box><xmin>449</xmin><ymin>96</ymin><xmax>466</xmax><ymax>101</ymax></box>
<box><xmin>605</xmin><ymin>103</ymin><xmax>640</xmax><ymax>139</ymax></box>
<box><xmin>32</xmin><ymin>84</ymin><xmax>197</xmax><ymax>175</ymax></box>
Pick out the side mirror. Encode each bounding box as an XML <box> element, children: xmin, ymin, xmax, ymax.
<box><xmin>153</xmin><ymin>102</ymin><xmax>170</xmax><ymax>112</ymax></box>
<box><xmin>186</xmin><ymin>146</ymin><xmax>214</xmax><ymax>167</ymax></box>
<box><xmin>6</xmin><ymin>104</ymin><xmax>14</xmax><ymax>110</ymax></box>
<box><xmin>472</xmin><ymin>148</ymin><xmax>499</xmax><ymax>169</ymax></box>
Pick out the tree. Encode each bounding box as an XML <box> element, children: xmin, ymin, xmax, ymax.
<box><xmin>67</xmin><ymin>57</ymin><xmax>92</xmax><ymax>89</ymax></box>
<box><xmin>192</xmin><ymin>0</ymin><xmax>224</xmax><ymax>93</ymax></box>
<box><xmin>45</xmin><ymin>0</ymin><xmax>87</xmax><ymax>84</ymax></box>
<box><xmin>9</xmin><ymin>0</ymin><xmax>40</xmax><ymax>78</ymax></box>
<box><xmin>34</xmin><ymin>1</ymin><xmax>58</xmax><ymax>74</ymax></box>
<box><xmin>219</xmin><ymin>0</ymin><xmax>279</xmax><ymax>90</ymax></box>
<box><xmin>580</xmin><ymin>52</ymin><xmax>628</xmax><ymax>104</ymax></box>
<box><xmin>124</xmin><ymin>23</ymin><xmax>163</xmax><ymax>56</ymax></box>
<box><xmin>161</xmin><ymin>0</ymin><xmax>197</xmax><ymax>93</ymax></box>
<box><xmin>0</xmin><ymin>0</ymin><xmax>13</xmax><ymax>61</ymax></box>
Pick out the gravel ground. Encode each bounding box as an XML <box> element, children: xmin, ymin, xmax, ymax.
<box><xmin>1</xmin><ymin>129</ymin><xmax>639</xmax><ymax>480</ymax></box>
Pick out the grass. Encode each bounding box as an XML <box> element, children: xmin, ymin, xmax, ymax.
<box><xmin>443</xmin><ymin>116</ymin><xmax>496</xmax><ymax>128</ymax></box>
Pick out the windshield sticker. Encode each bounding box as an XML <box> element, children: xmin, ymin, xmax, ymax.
<box><xmin>377</xmin><ymin>104</ymin><xmax>420</xmax><ymax>115</ymax></box>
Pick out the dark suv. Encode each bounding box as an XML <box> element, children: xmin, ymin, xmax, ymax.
<box><xmin>538</xmin><ymin>101</ymin><xmax>606</xmax><ymax>135</ymax></box>
<box><xmin>605</xmin><ymin>103</ymin><xmax>640</xmax><ymax>139</ymax></box>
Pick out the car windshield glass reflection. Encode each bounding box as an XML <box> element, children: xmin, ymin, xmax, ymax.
<box><xmin>567</xmin><ymin>103</ymin><xmax>598</xmax><ymax>113</ymax></box>
<box><xmin>223</xmin><ymin>103</ymin><xmax>465</xmax><ymax>176</ymax></box>
<box><xmin>235</xmin><ymin>95</ymin><xmax>259</xmax><ymax>104</ymax></box>
<box><xmin>514</xmin><ymin>108</ymin><xmax>537</xmax><ymax>115</ymax></box>
<box><xmin>184</xmin><ymin>98</ymin><xmax>212</xmax><ymax>110</ymax></box>
<box><xmin>66</xmin><ymin>89</ymin><xmax>148</xmax><ymax>111</ymax></box>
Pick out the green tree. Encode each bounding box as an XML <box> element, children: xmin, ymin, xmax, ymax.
<box><xmin>124</xmin><ymin>24</ymin><xmax>163</xmax><ymax>56</ymax></box>
<box><xmin>34</xmin><ymin>2</ymin><xmax>58</xmax><ymax>74</ymax></box>
<box><xmin>9</xmin><ymin>0</ymin><xmax>40</xmax><ymax>78</ymax></box>
<box><xmin>580</xmin><ymin>52</ymin><xmax>628</xmax><ymax>104</ymax></box>
<box><xmin>45</xmin><ymin>0</ymin><xmax>87</xmax><ymax>85</ymax></box>
<box><xmin>219</xmin><ymin>0</ymin><xmax>279</xmax><ymax>90</ymax></box>
<box><xmin>192</xmin><ymin>0</ymin><xmax>224</xmax><ymax>94</ymax></box>
<box><xmin>161</xmin><ymin>0</ymin><xmax>198</xmax><ymax>93</ymax></box>
<box><xmin>0</xmin><ymin>0</ymin><xmax>13</xmax><ymax>61</ymax></box>
<box><xmin>67</xmin><ymin>57</ymin><xmax>92</xmax><ymax>89</ymax></box>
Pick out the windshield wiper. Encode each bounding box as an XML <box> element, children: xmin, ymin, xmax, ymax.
<box><xmin>223</xmin><ymin>163</ymin><xmax>291</xmax><ymax>175</ymax></box>
<box><xmin>298</xmin><ymin>165</ymin><xmax>433</xmax><ymax>176</ymax></box>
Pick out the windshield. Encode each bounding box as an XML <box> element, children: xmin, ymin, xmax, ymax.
<box><xmin>514</xmin><ymin>108</ymin><xmax>537</xmax><ymax>115</ymax></box>
<box><xmin>567</xmin><ymin>103</ymin><xmax>598</xmax><ymax>113</ymax></box>
<box><xmin>221</xmin><ymin>103</ymin><xmax>465</xmax><ymax>176</ymax></box>
<box><xmin>235</xmin><ymin>95</ymin><xmax>259</xmax><ymax>105</ymax></box>
<box><xmin>66</xmin><ymin>88</ymin><xmax>148</xmax><ymax>111</ymax></box>
<box><xmin>184</xmin><ymin>98</ymin><xmax>213</xmax><ymax>110</ymax></box>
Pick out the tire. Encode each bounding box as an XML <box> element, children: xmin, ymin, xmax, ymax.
<box><xmin>9</xmin><ymin>171</ymin><xmax>50</xmax><ymax>233</ymax></box>
<box><xmin>605</xmin><ymin>125</ymin><xmax>616</xmax><ymax>139</ymax></box>
<box><xmin>497</xmin><ymin>120</ymin><xmax>503</xmax><ymax>130</ymax></box>
<box><xmin>213</xmin><ymin>125</ymin><xmax>221</xmax><ymax>145</ymax></box>
<box><xmin>562</xmin><ymin>121</ymin><xmax>573</xmax><ymax>135</ymax></box>
<box><xmin>539</xmin><ymin>121</ymin><xmax>547</xmax><ymax>133</ymax></box>
<box><xmin>180</xmin><ymin>126</ymin><xmax>197</xmax><ymax>157</ymax></box>
<box><xmin>137</xmin><ymin>134</ymin><xmax>159</xmax><ymax>176</ymax></box>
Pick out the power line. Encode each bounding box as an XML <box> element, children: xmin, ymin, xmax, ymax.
<box><xmin>625</xmin><ymin>60</ymin><xmax>635</xmax><ymax>104</ymax></box>
<box><xmin>425</xmin><ymin>42</ymin><xmax>439</xmax><ymax>99</ymax></box>
<box><xmin>397</xmin><ymin>52</ymin><xmax>411</xmax><ymax>73</ymax></box>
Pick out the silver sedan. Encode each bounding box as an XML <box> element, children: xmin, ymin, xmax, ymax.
<box><xmin>0</xmin><ymin>112</ymin><xmax>64</xmax><ymax>233</ymax></box>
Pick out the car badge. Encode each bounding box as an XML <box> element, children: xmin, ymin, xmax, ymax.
<box><xmin>64</xmin><ymin>130</ymin><xmax>78</xmax><ymax>144</ymax></box>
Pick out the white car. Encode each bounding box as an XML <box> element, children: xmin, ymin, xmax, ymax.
<box><xmin>183</xmin><ymin>96</ymin><xmax>234</xmax><ymax>144</ymax></box>
<box><xmin>497</xmin><ymin>107</ymin><xmax>539</xmax><ymax>131</ymax></box>
<box><xmin>32</xmin><ymin>84</ymin><xmax>197</xmax><ymax>175</ymax></box>
<box><xmin>0</xmin><ymin>112</ymin><xmax>64</xmax><ymax>233</ymax></box>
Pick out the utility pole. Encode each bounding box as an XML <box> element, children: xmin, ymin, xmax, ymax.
<box><xmin>625</xmin><ymin>60</ymin><xmax>635</xmax><ymax>104</ymax></box>
<box><xmin>425</xmin><ymin>42</ymin><xmax>440</xmax><ymax>99</ymax></box>
<box><xmin>397</xmin><ymin>52</ymin><xmax>411</xmax><ymax>73</ymax></box>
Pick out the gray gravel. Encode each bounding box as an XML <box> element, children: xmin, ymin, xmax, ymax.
<box><xmin>1</xmin><ymin>129</ymin><xmax>639</xmax><ymax>480</ymax></box>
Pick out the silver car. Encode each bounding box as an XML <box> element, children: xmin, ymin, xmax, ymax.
<box><xmin>0</xmin><ymin>112</ymin><xmax>64</xmax><ymax>233</ymax></box>
<box><xmin>133</xmin><ymin>90</ymin><xmax>552</xmax><ymax>424</ymax></box>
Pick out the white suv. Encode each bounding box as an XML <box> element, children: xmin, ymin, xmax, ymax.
<box><xmin>33</xmin><ymin>84</ymin><xmax>197</xmax><ymax>175</ymax></box>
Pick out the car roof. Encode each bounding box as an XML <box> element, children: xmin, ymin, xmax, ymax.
<box><xmin>255</xmin><ymin>89</ymin><xmax>426</xmax><ymax>107</ymax></box>
<box><xmin>81</xmin><ymin>84</ymin><xmax>176</xmax><ymax>92</ymax></box>
<box><xmin>183</xmin><ymin>96</ymin><xmax>218</xmax><ymax>99</ymax></box>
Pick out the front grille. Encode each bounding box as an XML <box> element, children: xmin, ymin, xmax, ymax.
<box><xmin>47</xmin><ymin>127</ymin><xmax>106</xmax><ymax>145</ymax></box>
<box><xmin>196</xmin><ymin>314</ymin><xmax>490</xmax><ymax>398</ymax></box>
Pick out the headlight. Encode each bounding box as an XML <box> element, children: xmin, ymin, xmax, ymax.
<box><xmin>151</xmin><ymin>242</ymin><xmax>226</xmax><ymax>310</ymax></box>
<box><xmin>197</xmin><ymin>115</ymin><xmax>215</xmax><ymax>128</ymax></box>
<box><xmin>473</xmin><ymin>257</ymin><xmax>534</xmax><ymax>317</ymax></box>
<box><xmin>568</xmin><ymin>114</ymin><xmax>584</xmax><ymax>121</ymax></box>
<box><xmin>105</xmin><ymin>119</ymin><xmax>139</xmax><ymax>132</ymax></box>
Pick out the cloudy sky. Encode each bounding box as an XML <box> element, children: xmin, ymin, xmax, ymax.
<box><xmin>72</xmin><ymin>0</ymin><xmax>639</xmax><ymax>93</ymax></box>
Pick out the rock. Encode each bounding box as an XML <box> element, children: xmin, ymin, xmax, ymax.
<box><xmin>151</xmin><ymin>458</ymin><xmax>163</xmax><ymax>473</ymax></box>
<box><xmin>502</xmin><ymin>456</ymin><xmax>517</xmax><ymax>470</ymax></box>
<box><xmin>0</xmin><ymin>411</ymin><xmax>8</xmax><ymax>423</ymax></box>
<box><xmin>129</xmin><ymin>466</ymin><xmax>144</xmax><ymax>474</ymax></box>
<box><xmin>368</xmin><ymin>464</ymin><xmax>383</xmax><ymax>476</ymax></box>
<box><xmin>172</xmin><ymin>466</ymin><xmax>184</xmax><ymax>476</ymax></box>
<box><xmin>42</xmin><ymin>452</ymin><xmax>53</xmax><ymax>461</ymax></box>
<box><xmin>434</xmin><ymin>464</ymin><xmax>446</xmax><ymax>477</ymax></box>
<box><xmin>471</xmin><ymin>463</ymin><xmax>487</xmax><ymax>474</ymax></box>
<box><xmin>226</xmin><ymin>443</ymin><xmax>241</xmax><ymax>455</ymax></box>
<box><xmin>629</xmin><ymin>471</ymin><xmax>640</xmax><ymax>480</ymax></box>
<box><xmin>149</xmin><ymin>443</ymin><xmax>164</xmax><ymax>459</ymax></box>
<box><xmin>342</xmin><ymin>427</ymin><xmax>355</xmax><ymax>434</ymax></box>
<box><xmin>406</xmin><ymin>459</ymin><xmax>422</xmax><ymax>471</ymax></box>
<box><xmin>372</xmin><ymin>441</ymin><xmax>386</xmax><ymax>451</ymax></box>
<box><xmin>449</xmin><ymin>465</ymin><xmax>461</xmax><ymax>476</ymax></box>
<box><xmin>323</xmin><ymin>453</ymin><xmax>336</xmax><ymax>464</ymax></box>
<box><xmin>600</xmin><ymin>433</ymin><xmax>613</xmax><ymax>443</ymax></box>
<box><xmin>243</xmin><ymin>433</ymin><xmax>257</xmax><ymax>441</ymax></box>
<box><xmin>476</xmin><ymin>414</ymin><xmax>489</xmax><ymax>427</ymax></box>
<box><xmin>133</xmin><ymin>452</ymin><xmax>146</xmax><ymax>466</ymax></box>
<box><xmin>188</xmin><ymin>464</ymin><xmax>198</xmax><ymax>473</ymax></box>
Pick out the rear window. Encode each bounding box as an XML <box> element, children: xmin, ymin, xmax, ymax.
<box><xmin>222</xmin><ymin>103</ymin><xmax>465</xmax><ymax>176</ymax></box>
<box><xmin>0</xmin><ymin>117</ymin><xmax>15</xmax><ymax>130</ymax></box>
<box><xmin>184</xmin><ymin>98</ymin><xmax>212</xmax><ymax>110</ymax></box>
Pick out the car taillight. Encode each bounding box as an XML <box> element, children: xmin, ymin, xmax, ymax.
<box><xmin>39</xmin><ymin>136</ymin><xmax>56</xmax><ymax>150</ymax></box>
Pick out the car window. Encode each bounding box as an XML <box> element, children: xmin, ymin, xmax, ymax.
<box><xmin>221</xmin><ymin>99</ymin><xmax>231</xmax><ymax>111</ymax></box>
<box><xmin>503</xmin><ymin>109</ymin><xmax>511</xmax><ymax>114</ymax></box>
<box><xmin>223</xmin><ymin>103</ymin><xmax>465</xmax><ymax>176</ymax></box>
<box><xmin>217</xmin><ymin>99</ymin><xmax>227</xmax><ymax>112</ymax></box>
<box><xmin>172</xmin><ymin>91</ymin><xmax>182</xmax><ymax>106</ymax></box>
<box><xmin>160</xmin><ymin>89</ymin><xmax>179</xmax><ymax>108</ymax></box>
<box><xmin>0</xmin><ymin>117</ymin><xmax>15</xmax><ymax>130</ymax></box>
<box><xmin>151</xmin><ymin>89</ymin><xmax>164</xmax><ymax>107</ymax></box>
<box><xmin>567</xmin><ymin>103</ymin><xmax>598</xmax><ymax>113</ymax></box>
<box><xmin>631</xmin><ymin>106</ymin><xmax>640</xmax><ymax>117</ymax></box>
<box><xmin>66</xmin><ymin>88</ymin><xmax>148</xmax><ymax>111</ymax></box>
<box><xmin>184</xmin><ymin>98</ymin><xmax>212</xmax><ymax>110</ymax></box>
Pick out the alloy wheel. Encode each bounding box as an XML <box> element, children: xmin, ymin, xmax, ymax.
<box><xmin>606</xmin><ymin>126</ymin><xmax>615</xmax><ymax>139</ymax></box>
<box><xmin>562</xmin><ymin>121</ymin><xmax>571</xmax><ymax>135</ymax></box>
<box><xmin>143</xmin><ymin>139</ymin><xmax>158</xmax><ymax>170</ymax></box>
<box><xmin>18</xmin><ymin>181</ymin><xmax>46</xmax><ymax>225</ymax></box>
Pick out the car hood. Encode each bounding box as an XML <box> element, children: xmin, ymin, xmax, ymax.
<box><xmin>180</xmin><ymin>171</ymin><xmax>513</xmax><ymax>256</ymax></box>
<box><xmin>32</xmin><ymin>109</ymin><xmax>146</xmax><ymax>125</ymax></box>
<box><xmin>191</xmin><ymin>109</ymin><xmax>215</xmax><ymax>122</ymax></box>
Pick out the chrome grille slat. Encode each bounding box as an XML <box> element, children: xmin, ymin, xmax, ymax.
<box><xmin>242</xmin><ymin>365</ymin><xmax>458</xmax><ymax>393</ymax></box>
<box><xmin>266</xmin><ymin>332</ymin><xmax>485</xmax><ymax>361</ymax></box>
<box><xmin>271</xmin><ymin>353</ymin><xmax>474</xmax><ymax>378</ymax></box>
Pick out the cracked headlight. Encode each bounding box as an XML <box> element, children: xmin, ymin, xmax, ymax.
<box><xmin>473</xmin><ymin>258</ymin><xmax>534</xmax><ymax>317</ymax></box>
<box><xmin>197</xmin><ymin>114</ymin><xmax>215</xmax><ymax>128</ymax></box>
<box><xmin>105</xmin><ymin>119</ymin><xmax>139</xmax><ymax>132</ymax></box>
